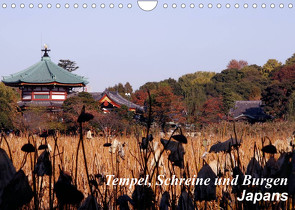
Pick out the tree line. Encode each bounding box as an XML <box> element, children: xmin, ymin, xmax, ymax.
<box><xmin>128</xmin><ymin>53</ymin><xmax>295</xmax><ymax>125</ymax></box>
<box><xmin>0</xmin><ymin>53</ymin><xmax>295</xmax><ymax>132</ymax></box>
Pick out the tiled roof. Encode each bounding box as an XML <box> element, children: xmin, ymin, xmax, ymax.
<box><xmin>2</xmin><ymin>57</ymin><xmax>88</xmax><ymax>86</ymax></box>
<box><xmin>91</xmin><ymin>91</ymin><xmax>144</xmax><ymax>111</ymax></box>
<box><xmin>18</xmin><ymin>100</ymin><xmax>64</xmax><ymax>108</ymax></box>
<box><xmin>229</xmin><ymin>100</ymin><xmax>270</xmax><ymax>121</ymax></box>
<box><xmin>67</xmin><ymin>91</ymin><xmax>144</xmax><ymax>111</ymax></box>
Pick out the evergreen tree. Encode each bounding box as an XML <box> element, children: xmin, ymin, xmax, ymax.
<box><xmin>58</xmin><ymin>59</ymin><xmax>79</xmax><ymax>72</ymax></box>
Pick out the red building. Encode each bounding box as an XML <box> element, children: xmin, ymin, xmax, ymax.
<box><xmin>92</xmin><ymin>90</ymin><xmax>144</xmax><ymax>113</ymax></box>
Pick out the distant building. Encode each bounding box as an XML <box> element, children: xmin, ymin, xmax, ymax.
<box><xmin>91</xmin><ymin>90</ymin><xmax>144</xmax><ymax>113</ymax></box>
<box><xmin>229</xmin><ymin>100</ymin><xmax>271</xmax><ymax>123</ymax></box>
<box><xmin>2</xmin><ymin>46</ymin><xmax>88</xmax><ymax>111</ymax></box>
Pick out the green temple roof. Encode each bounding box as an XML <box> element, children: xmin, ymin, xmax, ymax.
<box><xmin>2</xmin><ymin>53</ymin><xmax>88</xmax><ymax>86</ymax></box>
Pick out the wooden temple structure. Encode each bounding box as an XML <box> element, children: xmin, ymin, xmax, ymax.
<box><xmin>2</xmin><ymin>46</ymin><xmax>88</xmax><ymax>110</ymax></box>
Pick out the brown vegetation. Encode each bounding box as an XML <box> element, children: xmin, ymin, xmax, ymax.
<box><xmin>1</xmin><ymin>121</ymin><xmax>295</xmax><ymax>209</ymax></box>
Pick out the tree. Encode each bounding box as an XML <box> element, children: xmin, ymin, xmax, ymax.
<box><xmin>178</xmin><ymin>72</ymin><xmax>215</xmax><ymax>122</ymax></box>
<box><xmin>150</xmin><ymin>86</ymin><xmax>185</xmax><ymax>131</ymax></box>
<box><xmin>158</xmin><ymin>78</ymin><xmax>183</xmax><ymax>96</ymax></box>
<box><xmin>132</xmin><ymin>89</ymin><xmax>148</xmax><ymax>106</ymax></box>
<box><xmin>262</xmin><ymin>59</ymin><xmax>281</xmax><ymax>76</ymax></box>
<box><xmin>285</xmin><ymin>53</ymin><xmax>295</xmax><ymax>66</ymax></box>
<box><xmin>287</xmin><ymin>92</ymin><xmax>295</xmax><ymax>121</ymax></box>
<box><xmin>248</xmin><ymin>86</ymin><xmax>262</xmax><ymax>100</ymax></box>
<box><xmin>227</xmin><ymin>59</ymin><xmax>248</xmax><ymax>70</ymax></box>
<box><xmin>107</xmin><ymin>82</ymin><xmax>134</xmax><ymax>99</ymax></box>
<box><xmin>139</xmin><ymin>78</ymin><xmax>183</xmax><ymax>96</ymax></box>
<box><xmin>18</xmin><ymin>107</ymin><xmax>52</xmax><ymax>133</ymax></box>
<box><xmin>62</xmin><ymin>92</ymin><xmax>99</xmax><ymax>132</ymax></box>
<box><xmin>262</xmin><ymin>62</ymin><xmax>295</xmax><ymax>120</ymax></box>
<box><xmin>58</xmin><ymin>59</ymin><xmax>79</xmax><ymax>72</ymax></box>
<box><xmin>139</xmin><ymin>82</ymin><xmax>158</xmax><ymax>92</ymax></box>
<box><xmin>240</xmin><ymin>65</ymin><xmax>269</xmax><ymax>99</ymax></box>
<box><xmin>115</xmin><ymin>105</ymin><xmax>134</xmax><ymax>122</ymax></box>
<box><xmin>210</xmin><ymin>67</ymin><xmax>268</xmax><ymax>102</ymax></box>
<box><xmin>0</xmin><ymin>83</ymin><xmax>19</xmax><ymax>131</ymax></box>
<box><xmin>262</xmin><ymin>82</ymin><xmax>294</xmax><ymax>119</ymax></box>
<box><xmin>179</xmin><ymin>72</ymin><xmax>215</xmax><ymax>87</ymax></box>
<box><xmin>221</xmin><ymin>88</ymin><xmax>242</xmax><ymax>114</ymax></box>
<box><xmin>107</xmin><ymin>83</ymin><xmax>125</xmax><ymax>94</ymax></box>
<box><xmin>211</xmin><ymin>69</ymin><xmax>244</xmax><ymax>84</ymax></box>
<box><xmin>209</xmin><ymin>69</ymin><xmax>244</xmax><ymax>99</ymax></box>
<box><xmin>272</xmin><ymin>64</ymin><xmax>295</xmax><ymax>83</ymax></box>
<box><xmin>91</xmin><ymin>112</ymin><xmax>125</xmax><ymax>138</ymax></box>
<box><xmin>200</xmin><ymin>97</ymin><xmax>225</xmax><ymax>124</ymax></box>
<box><xmin>124</xmin><ymin>82</ymin><xmax>133</xmax><ymax>94</ymax></box>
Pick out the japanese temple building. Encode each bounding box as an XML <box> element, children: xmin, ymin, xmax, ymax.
<box><xmin>229</xmin><ymin>100</ymin><xmax>271</xmax><ymax>123</ymax></box>
<box><xmin>2</xmin><ymin>47</ymin><xmax>88</xmax><ymax>110</ymax></box>
<box><xmin>92</xmin><ymin>90</ymin><xmax>144</xmax><ymax>113</ymax></box>
<box><xmin>69</xmin><ymin>90</ymin><xmax>144</xmax><ymax>113</ymax></box>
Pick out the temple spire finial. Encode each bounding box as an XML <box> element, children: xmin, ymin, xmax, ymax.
<box><xmin>41</xmin><ymin>44</ymin><xmax>51</xmax><ymax>57</ymax></box>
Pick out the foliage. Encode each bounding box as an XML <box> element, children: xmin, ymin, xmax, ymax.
<box><xmin>211</xmin><ymin>69</ymin><xmax>244</xmax><ymax>84</ymax></box>
<box><xmin>209</xmin><ymin>69</ymin><xmax>244</xmax><ymax>105</ymax></box>
<box><xmin>262</xmin><ymin>59</ymin><xmax>281</xmax><ymax>76</ymax></box>
<box><xmin>285</xmin><ymin>53</ymin><xmax>295</xmax><ymax>66</ymax></box>
<box><xmin>0</xmin><ymin>83</ymin><xmax>19</xmax><ymax>131</ymax></box>
<box><xmin>139</xmin><ymin>82</ymin><xmax>158</xmax><ymax>92</ymax></box>
<box><xmin>62</xmin><ymin>92</ymin><xmax>99</xmax><ymax>132</ymax></box>
<box><xmin>179</xmin><ymin>71</ymin><xmax>215</xmax><ymax>88</ymax></box>
<box><xmin>262</xmin><ymin>82</ymin><xmax>294</xmax><ymax>119</ymax></box>
<box><xmin>150</xmin><ymin>86</ymin><xmax>185</xmax><ymax>130</ymax></box>
<box><xmin>4</xmin><ymin>53</ymin><xmax>294</xmax><ymax>132</ymax></box>
<box><xmin>115</xmin><ymin>105</ymin><xmax>134</xmax><ymax>122</ymax></box>
<box><xmin>221</xmin><ymin>89</ymin><xmax>241</xmax><ymax>114</ymax></box>
<box><xmin>63</xmin><ymin>92</ymin><xmax>98</xmax><ymax>112</ymax></box>
<box><xmin>107</xmin><ymin>82</ymin><xmax>133</xmax><ymax>99</ymax></box>
<box><xmin>134</xmin><ymin>87</ymin><xmax>185</xmax><ymax>129</ymax></box>
<box><xmin>240</xmin><ymin>65</ymin><xmax>269</xmax><ymax>99</ymax></box>
<box><xmin>158</xmin><ymin>78</ymin><xmax>183</xmax><ymax>96</ymax></box>
<box><xmin>272</xmin><ymin>64</ymin><xmax>295</xmax><ymax>83</ymax></box>
<box><xmin>200</xmin><ymin>97</ymin><xmax>225</xmax><ymax>124</ymax></box>
<box><xmin>287</xmin><ymin>92</ymin><xmax>295</xmax><ymax>121</ymax></box>
<box><xmin>139</xmin><ymin>78</ymin><xmax>183</xmax><ymax>96</ymax></box>
<box><xmin>91</xmin><ymin>112</ymin><xmax>124</xmax><ymax>137</ymax></box>
<box><xmin>132</xmin><ymin>89</ymin><xmax>148</xmax><ymax>106</ymax></box>
<box><xmin>178</xmin><ymin>72</ymin><xmax>215</xmax><ymax>122</ymax></box>
<box><xmin>18</xmin><ymin>107</ymin><xmax>51</xmax><ymax>132</ymax></box>
<box><xmin>261</xmin><ymin>61</ymin><xmax>295</xmax><ymax>120</ymax></box>
<box><xmin>209</xmin><ymin>66</ymin><xmax>268</xmax><ymax>104</ymax></box>
<box><xmin>58</xmin><ymin>59</ymin><xmax>79</xmax><ymax>72</ymax></box>
<box><xmin>227</xmin><ymin>59</ymin><xmax>248</xmax><ymax>70</ymax></box>
<box><xmin>124</xmin><ymin>82</ymin><xmax>133</xmax><ymax>94</ymax></box>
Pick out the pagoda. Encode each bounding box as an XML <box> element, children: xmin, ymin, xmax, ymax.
<box><xmin>2</xmin><ymin>45</ymin><xmax>88</xmax><ymax>110</ymax></box>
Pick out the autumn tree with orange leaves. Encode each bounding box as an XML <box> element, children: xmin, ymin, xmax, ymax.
<box><xmin>133</xmin><ymin>87</ymin><xmax>185</xmax><ymax>130</ymax></box>
<box><xmin>272</xmin><ymin>64</ymin><xmax>295</xmax><ymax>83</ymax></box>
<box><xmin>150</xmin><ymin>86</ymin><xmax>185</xmax><ymax>131</ymax></box>
<box><xmin>200</xmin><ymin>97</ymin><xmax>225</xmax><ymax>124</ymax></box>
<box><xmin>132</xmin><ymin>89</ymin><xmax>148</xmax><ymax>107</ymax></box>
<box><xmin>227</xmin><ymin>59</ymin><xmax>248</xmax><ymax>70</ymax></box>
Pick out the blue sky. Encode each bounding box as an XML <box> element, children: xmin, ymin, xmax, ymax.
<box><xmin>0</xmin><ymin>0</ymin><xmax>294</xmax><ymax>91</ymax></box>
